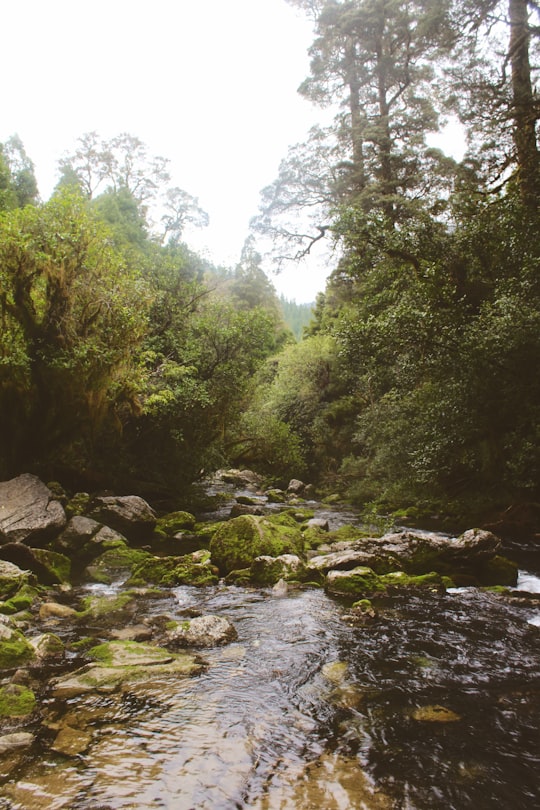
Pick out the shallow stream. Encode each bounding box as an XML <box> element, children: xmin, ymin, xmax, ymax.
<box><xmin>1</xmin><ymin>496</ymin><xmax>540</xmax><ymax>809</ymax></box>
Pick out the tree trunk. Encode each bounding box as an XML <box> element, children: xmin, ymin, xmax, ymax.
<box><xmin>508</xmin><ymin>0</ymin><xmax>539</xmax><ymax>210</ymax></box>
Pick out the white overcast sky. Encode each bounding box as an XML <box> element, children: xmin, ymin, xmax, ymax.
<box><xmin>1</xmin><ymin>0</ymin><xmax>335</xmax><ymax>302</ymax></box>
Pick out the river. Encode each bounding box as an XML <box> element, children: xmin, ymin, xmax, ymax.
<box><xmin>1</xmin><ymin>495</ymin><xmax>539</xmax><ymax>809</ymax></box>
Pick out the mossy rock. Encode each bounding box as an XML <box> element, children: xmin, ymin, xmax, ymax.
<box><xmin>0</xmin><ymin>561</ymin><xmax>32</xmax><ymax>601</ymax></box>
<box><xmin>65</xmin><ymin>492</ymin><xmax>91</xmax><ymax>517</ymax></box>
<box><xmin>88</xmin><ymin>639</ymin><xmax>174</xmax><ymax>667</ymax></box>
<box><xmin>155</xmin><ymin>510</ymin><xmax>197</xmax><ymax>536</ymax></box>
<box><xmin>0</xmin><ymin>685</ymin><xmax>36</xmax><ymax>718</ymax></box>
<box><xmin>0</xmin><ymin>584</ymin><xmax>40</xmax><ymax>615</ymax></box>
<box><xmin>209</xmin><ymin>514</ymin><xmax>305</xmax><ymax>575</ymax></box>
<box><xmin>83</xmin><ymin>546</ymin><xmax>152</xmax><ymax>584</ymax></box>
<box><xmin>31</xmin><ymin>548</ymin><xmax>71</xmax><ymax>584</ymax></box>
<box><xmin>477</xmin><ymin>555</ymin><xmax>518</xmax><ymax>587</ymax></box>
<box><xmin>127</xmin><ymin>552</ymin><xmax>219</xmax><ymax>588</ymax></box>
<box><xmin>265</xmin><ymin>489</ymin><xmax>287</xmax><ymax>503</ymax></box>
<box><xmin>302</xmin><ymin>526</ymin><xmax>330</xmax><ymax>549</ymax></box>
<box><xmin>0</xmin><ymin>624</ymin><xmax>35</xmax><ymax>669</ymax></box>
<box><xmin>224</xmin><ymin>569</ymin><xmax>252</xmax><ymax>586</ymax></box>
<box><xmin>326</xmin><ymin>567</ymin><xmax>445</xmax><ymax>598</ymax></box>
<box><xmin>77</xmin><ymin>591</ymin><xmax>138</xmax><ymax>623</ymax></box>
<box><xmin>250</xmin><ymin>554</ymin><xmax>307</xmax><ymax>586</ymax></box>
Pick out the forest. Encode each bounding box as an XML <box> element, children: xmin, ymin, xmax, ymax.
<box><xmin>1</xmin><ymin>0</ymin><xmax>539</xmax><ymax>525</ymax></box>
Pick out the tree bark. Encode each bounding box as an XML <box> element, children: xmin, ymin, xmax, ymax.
<box><xmin>508</xmin><ymin>0</ymin><xmax>539</xmax><ymax>210</ymax></box>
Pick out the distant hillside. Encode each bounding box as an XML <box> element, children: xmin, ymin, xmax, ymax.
<box><xmin>279</xmin><ymin>296</ymin><xmax>314</xmax><ymax>341</ymax></box>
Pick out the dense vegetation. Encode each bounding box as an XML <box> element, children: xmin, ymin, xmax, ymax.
<box><xmin>246</xmin><ymin>0</ymin><xmax>540</xmax><ymax>520</ymax></box>
<box><xmin>1</xmin><ymin>0</ymin><xmax>539</xmax><ymax>523</ymax></box>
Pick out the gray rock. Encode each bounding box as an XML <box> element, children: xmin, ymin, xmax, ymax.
<box><xmin>287</xmin><ymin>479</ymin><xmax>305</xmax><ymax>495</ymax></box>
<box><xmin>0</xmin><ymin>474</ymin><xmax>66</xmax><ymax>545</ymax></box>
<box><xmin>167</xmin><ymin>615</ymin><xmax>238</xmax><ymax>648</ymax></box>
<box><xmin>0</xmin><ymin>732</ymin><xmax>35</xmax><ymax>755</ymax></box>
<box><xmin>88</xmin><ymin>495</ymin><xmax>156</xmax><ymax>542</ymax></box>
<box><xmin>306</xmin><ymin>518</ymin><xmax>330</xmax><ymax>531</ymax></box>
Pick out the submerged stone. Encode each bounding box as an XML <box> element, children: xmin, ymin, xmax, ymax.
<box><xmin>411</xmin><ymin>704</ymin><xmax>461</xmax><ymax>723</ymax></box>
<box><xmin>50</xmin><ymin>725</ymin><xmax>93</xmax><ymax>757</ymax></box>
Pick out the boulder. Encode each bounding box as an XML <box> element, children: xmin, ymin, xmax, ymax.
<box><xmin>50</xmin><ymin>644</ymin><xmax>206</xmax><ymax>698</ymax></box>
<box><xmin>0</xmin><ymin>732</ymin><xmax>34</xmax><ymax>755</ymax></box>
<box><xmin>0</xmin><ymin>560</ymin><xmax>32</xmax><ymax>601</ymax></box>
<box><xmin>166</xmin><ymin>615</ymin><xmax>237</xmax><ymax>648</ymax></box>
<box><xmin>0</xmin><ymin>620</ymin><xmax>35</xmax><ymax>669</ymax></box>
<box><xmin>250</xmin><ymin>554</ymin><xmax>306</xmax><ymax>586</ymax></box>
<box><xmin>154</xmin><ymin>510</ymin><xmax>197</xmax><ymax>536</ymax></box>
<box><xmin>287</xmin><ymin>479</ymin><xmax>305</xmax><ymax>495</ymax></box>
<box><xmin>0</xmin><ymin>544</ymin><xmax>70</xmax><ymax>585</ymax></box>
<box><xmin>87</xmin><ymin>495</ymin><xmax>156</xmax><ymax>543</ymax></box>
<box><xmin>310</xmin><ymin>528</ymin><xmax>507</xmax><ymax>582</ymax></box>
<box><xmin>209</xmin><ymin>514</ymin><xmax>305</xmax><ymax>575</ymax></box>
<box><xmin>0</xmin><ymin>474</ymin><xmax>66</xmax><ymax>546</ymax></box>
<box><xmin>52</xmin><ymin>516</ymin><xmax>127</xmax><ymax>561</ymax></box>
<box><xmin>0</xmin><ymin>685</ymin><xmax>36</xmax><ymax>718</ymax></box>
<box><xmin>83</xmin><ymin>546</ymin><xmax>152</xmax><ymax>584</ymax></box>
<box><xmin>127</xmin><ymin>551</ymin><xmax>219</xmax><ymax>587</ymax></box>
<box><xmin>325</xmin><ymin>567</ymin><xmax>445</xmax><ymax>598</ymax></box>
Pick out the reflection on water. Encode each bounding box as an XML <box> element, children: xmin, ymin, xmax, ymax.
<box><xmin>2</xmin><ymin>578</ymin><xmax>540</xmax><ymax>809</ymax></box>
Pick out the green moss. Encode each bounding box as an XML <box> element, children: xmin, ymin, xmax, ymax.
<box><xmin>156</xmin><ymin>510</ymin><xmax>197</xmax><ymax>536</ymax></box>
<box><xmin>210</xmin><ymin>514</ymin><xmax>304</xmax><ymax>575</ymax></box>
<box><xmin>0</xmin><ymin>629</ymin><xmax>35</xmax><ymax>669</ymax></box>
<box><xmin>32</xmin><ymin>548</ymin><xmax>71</xmax><ymax>584</ymax></box>
<box><xmin>127</xmin><ymin>555</ymin><xmax>219</xmax><ymax>587</ymax></box>
<box><xmin>265</xmin><ymin>512</ymin><xmax>299</xmax><ymax>529</ymax></box>
<box><xmin>84</xmin><ymin>546</ymin><xmax>151</xmax><ymax>584</ymax></box>
<box><xmin>66</xmin><ymin>492</ymin><xmax>91</xmax><ymax>517</ymax></box>
<box><xmin>68</xmin><ymin>636</ymin><xmax>98</xmax><ymax>652</ymax></box>
<box><xmin>477</xmin><ymin>555</ymin><xmax>518</xmax><ymax>587</ymax></box>
<box><xmin>77</xmin><ymin>591</ymin><xmax>136</xmax><ymax>620</ymax></box>
<box><xmin>224</xmin><ymin>569</ymin><xmax>252</xmax><ymax>586</ymax></box>
<box><xmin>0</xmin><ymin>685</ymin><xmax>36</xmax><ymax>717</ymax></box>
<box><xmin>482</xmin><ymin>585</ymin><xmax>510</xmax><ymax>594</ymax></box>
<box><xmin>327</xmin><ymin>567</ymin><xmax>444</xmax><ymax>598</ymax></box>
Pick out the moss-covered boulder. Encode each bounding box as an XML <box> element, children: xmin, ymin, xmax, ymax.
<box><xmin>477</xmin><ymin>555</ymin><xmax>518</xmax><ymax>587</ymax></box>
<box><xmin>250</xmin><ymin>554</ymin><xmax>306</xmax><ymax>586</ymax></box>
<box><xmin>50</xmin><ymin>641</ymin><xmax>205</xmax><ymax>698</ymax></box>
<box><xmin>127</xmin><ymin>551</ymin><xmax>219</xmax><ymax>587</ymax></box>
<box><xmin>0</xmin><ymin>685</ymin><xmax>36</xmax><ymax>718</ymax></box>
<box><xmin>77</xmin><ymin>591</ymin><xmax>138</xmax><ymax>625</ymax></box>
<box><xmin>0</xmin><ymin>561</ymin><xmax>32</xmax><ymax>601</ymax></box>
<box><xmin>0</xmin><ymin>620</ymin><xmax>35</xmax><ymax>669</ymax></box>
<box><xmin>325</xmin><ymin>567</ymin><xmax>445</xmax><ymax>599</ymax></box>
<box><xmin>210</xmin><ymin>514</ymin><xmax>305</xmax><ymax>575</ymax></box>
<box><xmin>0</xmin><ymin>544</ymin><xmax>69</xmax><ymax>586</ymax></box>
<box><xmin>154</xmin><ymin>510</ymin><xmax>197</xmax><ymax>536</ymax></box>
<box><xmin>83</xmin><ymin>546</ymin><xmax>152</xmax><ymax>584</ymax></box>
<box><xmin>0</xmin><ymin>584</ymin><xmax>39</xmax><ymax>616</ymax></box>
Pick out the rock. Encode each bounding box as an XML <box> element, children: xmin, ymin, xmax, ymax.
<box><xmin>306</xmin><ymin>518</ymin><xmax>329</xmax><ymax>531</ymax></box>
<box><xmin>250</xmin><ymin>554</ymin><xmax>306</xmax><ymax>586</ymax></box>
<box><xmin>272</xmin><ymin>578</ymin><xmax>289</xmax><ymax>596</ymax></box>
<box><xmin>287</xmin><ymin>479</ymin><xmax>305</xmax><ymax>495</ymax></box>
<box><xmin>311</xmin><ymin>528</ymin><xmax>508</xmax><ymax>584</ymax></box>
<box><xmin>265</xmin><ymin>489</ymin><xmax>287</xmax><ymax>503</ymax></box>
<box><xmin>229</xmin><ymin>503</ymin><xmax>264</xmax><ymax>518</ymax></box>
<box><xmin>39</xmin><ymin>602</ymin><xmax>78</xmax><ymax>620</ymax></box>
<box><xmin>411</xmin><ymin>705</ymin><xmax>461</xmax><ymax>723</ymax></box>
<box><xmin>341</xmin><ymin>598</ymin><xmax>378</xmax><ymax>625</ymax></box>
<box><xmin>166</xmin><ymin>615</ymin><xmax>237</xmax><ymax>648</ymax></box>
<box><xmin>0</xmin><ymin>543</ymin><xmax>70</xmax><ymax>585</ymax></box>
<box><xmin>325</xmin><ymin>567</ymin><xmax>445</xmax><ymax>598</ymax></box>
<box><xmin>87</xmin><ymin>495</ymin><xmax>156</xmax><ymax>543</ymax></box>
<box><xmin>154</xmin><ymin>510</ymin><xmax>197</xmax><ymax>536</ymax></box>
<box><xmin>322</xmin><ymin>660</ymin><xmax>348</xmax><ymax>684</ymax></box>
<box><xmin>83</xmin><ymin>546</ymin><xmax>152</xmax><ymax>584</ymax></box>
<box><xmin>77</xmin><ymin>592</ymin><xmax>138</xmax><ymax>625</ymax></box>
<box><xmin>0</xmin><ymin>684</ymin><xmax>36</xmax><ymax>718</ymax></box>
<box><xmin>210</xmin><ymin>514</ymin><xmax>304</xmax><ymax>575</ymax></box>
<box><xmin>0</xmin><ymin>560</ymin><xmax>32</xmax><ymax>601</ymax></box>
<box><xmin>52</xmin><ymin>516</ymin><xmax>127</xmax><ymax>561</ymax></box>
<box><xmin>0</xmin><ymin>731</ymin><xmax>34</xmax><ymax>755</ymax></box>
<box><xmin>29</xmin><ymin>633</ymin><xmax>65</xmax><ymax>661</ymax></box>
<box><xmin>88</xmin><ymin>640</ymin><xmax>174</xmax><ymax>667</ymax></box>
<box><xmin>127</xmin><ymin>551</ymin><xmax>219</xmax><ymax>587</ymax></box>
<box><xmin>218</xmin><ymin>469</ymin><xmax>263</xmax><ymax>487</ymax></box>
<box><xmin>0</xmin><ymin>621</ymin><xmax>35</xmax><ymax>669</ymax></box>
<box><xmin>50</xmin><ymin>725</ymin><xmax>92</xmax><ymax>756</ymax></box>
<box><xmin>0</xmin><ymin>474</ymin><xmax>66</xmax><ymax>546</ymax></box>
<box><xmin>50</xmin><ymin>649</ymin><xmax>205</xmax><ymax>698</ymax></box>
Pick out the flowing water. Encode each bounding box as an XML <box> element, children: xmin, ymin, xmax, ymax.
<box><xmin>1</xmin><ymin>504</ymin><xmax>540</xmax><ymax>809</ymax></box>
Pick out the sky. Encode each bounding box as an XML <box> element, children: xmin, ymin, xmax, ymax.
<box><xmin>1</xmin><ymin>0</ymin><xmax>333</xmax><ymax>302</ymax></box>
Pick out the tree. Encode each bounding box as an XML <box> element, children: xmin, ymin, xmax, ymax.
<box><xmin>0</xmin><ymin>135</ymin><xmax>39</xmax><ymax>210</ymax></box>
<box><xmin>0</xmin><ymin>189</ymin><xmax>150</xmax><ymax>479</ymax></box>
<box><xmin>253</xmin><ymin>0</ymin><xmax>456</xmax><ymax>262</ymax></box>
